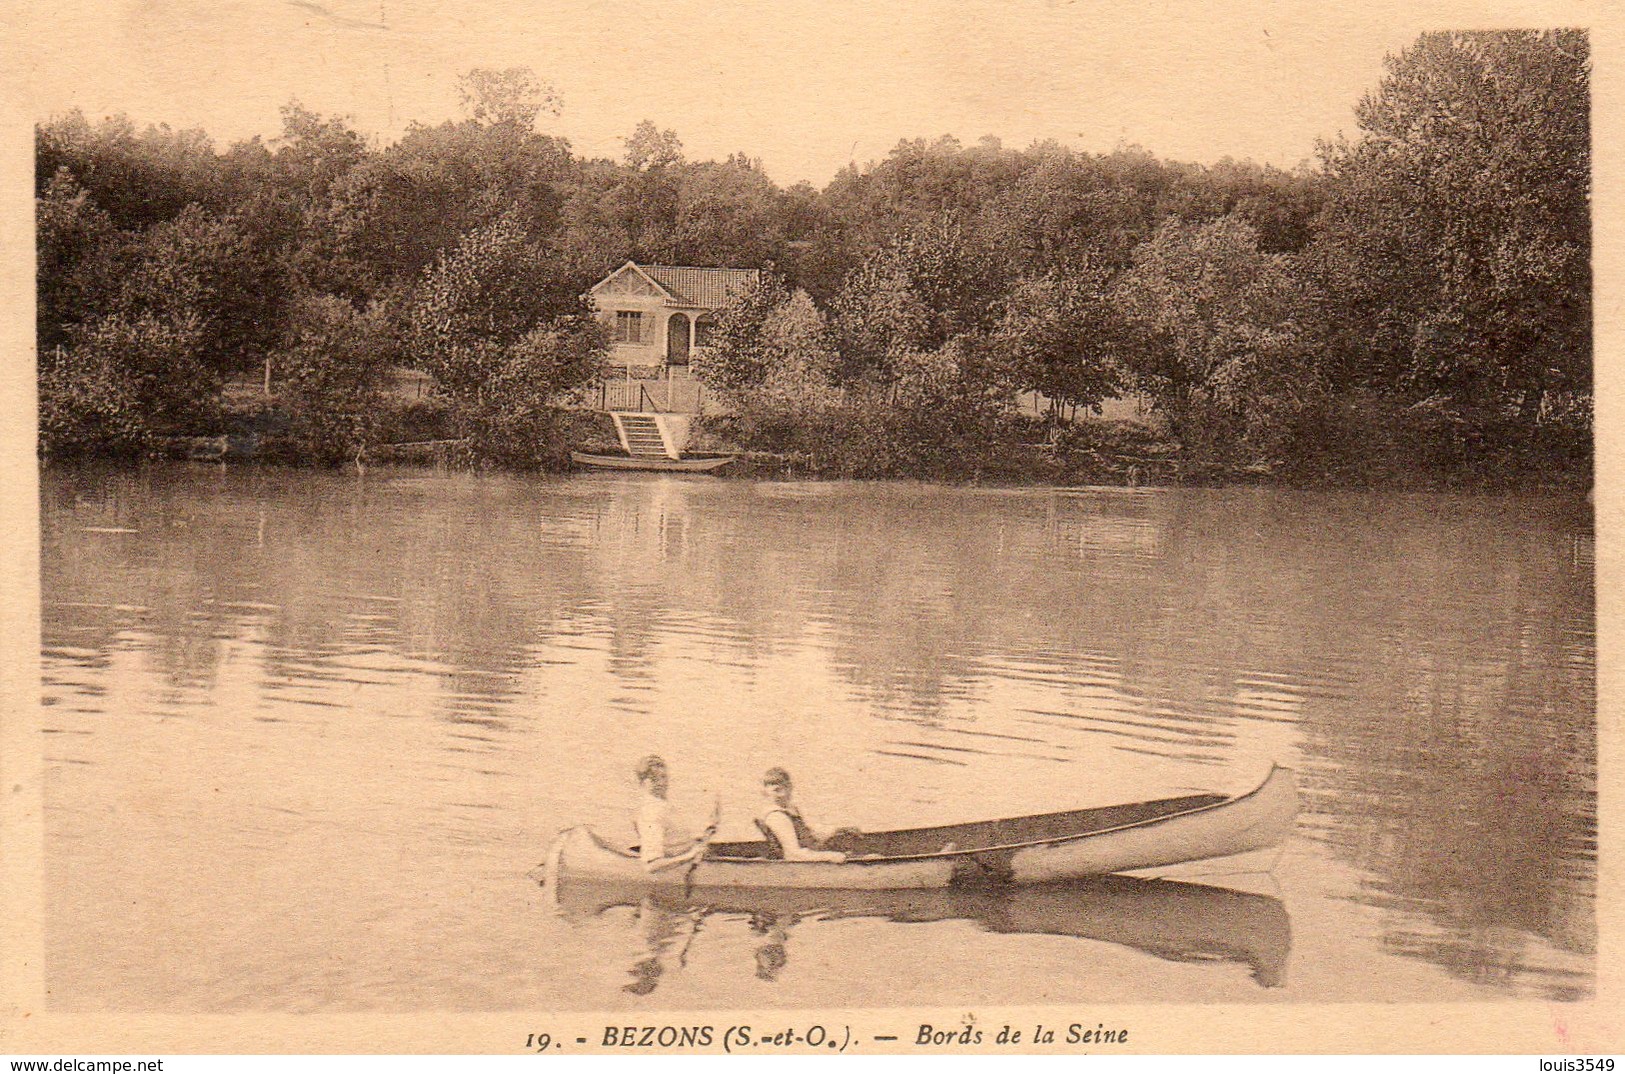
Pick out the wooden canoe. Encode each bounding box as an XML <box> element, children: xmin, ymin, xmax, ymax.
<box><xmin>551</xmin><ymin>872</ymin><xmax>1292</xmax><ymax>987</ymax></box>
<box><xmin>541</xmin><ymin>765</ymin><xmax>1297</xmax><ymax>891</ymax></box>
<box><xmin>570</xmin><ymin>451</ymin><xmax>736</xmax><ymax>472</ymax></box>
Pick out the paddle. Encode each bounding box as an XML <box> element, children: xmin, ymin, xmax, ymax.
<box><xmin>673</xmin><ymin>905</ymin><xmax>707</xmax><ymax>968</ymax></box>
<box><xmin>665</xmin><ymin>798</ymin><xmax>720</xmax><ymax>894</ymax></box>
<box><xmin>670</xmin><ymin>796</ymin><xmax>724</xmax><ymax>964</ymax></box>
<box><xmin>691</xmin><ymin>795</ymin><xmax>722</xmax><ymax>861</ymax></box>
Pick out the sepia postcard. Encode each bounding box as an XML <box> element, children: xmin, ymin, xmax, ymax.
<box><xmin>0</xmin><ymin>0</ymin><xmax>1619</xmax><ymax>1058</ymax></box>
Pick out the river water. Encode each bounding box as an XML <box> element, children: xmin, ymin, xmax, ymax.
<box><xmin>38</xmin><ymin>464</ymin><xmax>1595</xmax><ymax>1011</ymax></box>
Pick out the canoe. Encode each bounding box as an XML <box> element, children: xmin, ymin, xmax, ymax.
<box><xmin>541</xmin><ymin>764</ymin><xmax>1297</xmax><ymax>891</ymax></box>
<box><xmin>571</xmin><ymin>451</ymin><xmax>736</xmax><ymax>472</ymax></box>
<box><xmin>551</xmin><ymin>872</ymin><xmax>1292</xmax><ymax>987</ymax></box>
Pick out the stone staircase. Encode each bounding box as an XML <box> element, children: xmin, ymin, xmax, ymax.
<box><xmin>612</xmin><ymin>412</ymin><xmax>675</xmax><ymax>459</ymax></box>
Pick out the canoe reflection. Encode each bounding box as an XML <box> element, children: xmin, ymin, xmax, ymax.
<box><xmin>550</xmin><ymin>874</ymin><xmax>1292</xmax><ymax>993</ymax></box>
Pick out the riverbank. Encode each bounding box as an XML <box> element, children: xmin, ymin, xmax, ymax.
<box><xmin>684</xmin><ymin>414</ymin><xmax>1592</xmax><ymax>494</ymax></box>
<box><xmin>101</xmin><ymin>397</ymin><xmax>1593</xmax><ymax>494</ymax></box>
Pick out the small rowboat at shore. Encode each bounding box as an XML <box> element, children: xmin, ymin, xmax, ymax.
<box><xmin>541</xmin><ymin>765</ymin><xmax>1297</xmax><ymax>891</ymax></box>
<box><xmin>570</xmin><ymin>451</ymin><xmax>736</xmax><ymax>473</ymax></box>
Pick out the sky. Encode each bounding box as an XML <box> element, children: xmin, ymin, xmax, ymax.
<box><xmin>0</xmin><ymin>0</ymin><xmax>1585</xmax><ymax>185</ymax></box>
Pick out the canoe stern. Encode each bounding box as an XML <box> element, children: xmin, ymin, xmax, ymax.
<box><xmin>1009</xmin><ymin>766</ymin><xmax>1299</xmax><ymax>883</ymax></box>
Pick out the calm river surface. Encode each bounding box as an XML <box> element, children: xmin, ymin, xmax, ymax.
<box><xmin>39</xmin><ymin>464</ymin><xmax>1595</xmax><ymax>1010</ymax></box>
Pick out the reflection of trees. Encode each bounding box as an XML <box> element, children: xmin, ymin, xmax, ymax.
<box><xmin>41</xmin><ymin>467</ymin><xmax>604</xmax><ymax>725</ymax></box>
<box><xmin>1269</xmin><ymin>499</ymin><xmax>1596</xmax><ymax>998</ymax></box>
<box><xmin>43</xmin><ymin>467</ymin><xmax>236</xmax><ymax>694</ymax></box>
<box><xmin>1153</xmin><ymin>492</ymin><xmax>1595</xmax><ymax>998</ymax></box>
<box><xmin>632</xmin><ymin>485</ymin><xmax>1594</xmax><ymax>996</ymax></box>
<box><xmin>43</xmin><ymin>468</ymin><xmax>1594</xmax><ymax>995</ymax></box>
<box><xmin>648</xmin><ymin>486</ymin><xmax>1167</xmax><ymax>723</ymax></box>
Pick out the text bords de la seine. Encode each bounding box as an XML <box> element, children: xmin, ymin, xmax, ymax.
<box><xmin>596</xmin><ymin>1021</ymin><xmax>1128</xmax><ymax>1049</ymax></box>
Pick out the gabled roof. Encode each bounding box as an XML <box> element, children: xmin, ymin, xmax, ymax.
<box><xmin>590</xmin><ymin>262</ymin><xmax>760</xmax><ymax>310</ymax></box>
<box><xmin>640</xmin><ymin>265</ymin><xmax>760</xmax><ymax>309</ymax></box>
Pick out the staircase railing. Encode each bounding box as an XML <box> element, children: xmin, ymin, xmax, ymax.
<box><xmin>597</xmin><ymin>376</ymin><xmax>707</xmax><ymax>414</ymax></box>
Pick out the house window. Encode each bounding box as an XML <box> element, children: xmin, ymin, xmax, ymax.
<box><xmin>615</xmin><ymin>311</ymin><xmax>645</xmax><ymax>343</ymax></box>
<box><xmin>694</xmin><ymin>316</ymin><xmax>715</xmax><ymax>347</ymax></box>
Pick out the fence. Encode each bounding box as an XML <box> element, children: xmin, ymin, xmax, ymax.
<box><xmin>1014</xmin><ymin>390</ymin><xmax>1158</xmax><ymax>425</ymax></box>
<box><xmin>595</xmin><ymin>377</ymin><xmax>709</xmax><ymax>414</ymax></box>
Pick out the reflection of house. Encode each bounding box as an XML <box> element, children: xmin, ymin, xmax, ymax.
<box><xmin>586</xmin><ymin>262</ymin><xmax>759</xmax><ymax>413</ymax></box>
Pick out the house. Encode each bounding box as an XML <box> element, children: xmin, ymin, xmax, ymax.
<box><xmin>586</xmin><ymin>262</ymin><xmax>759</xmax><ymax>413</ymax></box>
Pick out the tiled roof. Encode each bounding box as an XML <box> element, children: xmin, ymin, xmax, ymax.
<box><xmin>639</xmin><ymin>265</ymin><xmax>760</xmax><ymax>309</ymax></box>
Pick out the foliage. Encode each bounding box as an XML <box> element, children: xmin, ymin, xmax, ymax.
<box><xmin>274</xmin><ymin>294</ymin><xmax>396</xmax><ymax>465</ymax></box>
<box><xmin>718</xmin><ymin>328</ymin><xmax>1015</xmax><ymax>479</ymax></box>
<box><xmin>37</xmin><ymin>339</ymin><xmax>146</xmax><ymax>459</ymax></box>
<box><xmin>1312</xmin><ymin>30</ymin><xmax>1590</xmax><ymax>426</ymax></box>
<box><xmin>39</xmin><ymin>312</ymin><xmax>213</xmax><ymax>457</ymax></box>
<box><xmin>697</xmin><ymin>271</ymin><xmax>792</xmax><ymax>393</ymax></box>
<box><xmin>1112</xmin><ymin>215</ymin><xmax>1325</xmax><ymax>462</ymax></box>
<box><xmin>404</xmin><ymin>212</ymin><xmax>580</xmax><ymax>397</ymax></box>
<box><xmin>458</xmin><ymin>67</ymin><xmax>561</xmax><ymax>130</ymax></box>
<box><xmin>829</xmin><ymin>217</ymin><xmax>1003</xmax><ymax>386</ymax></box>
<box><xmin>624</xmin><ymin>120</ymin><xmax>684</xmax><ymax>171</ymax></box>
<box><xmin>36</xmin><ymin>167</ymin><xmax>115</xmax><ymax>350</ymax></box>
<box><xmin>455</xmin><ymin>316</ymin><xmax>608</xmax><ymax>467</ymax></box>
<box><xmin>670</xmin><ymin>158</ymin><xmax>789</xmax><ymax>266</ymax></box>
<box><xmin>31</xmin><ymin>40</ymin><xmax>1591</xmax><ymax>485</ymax></box>
<box><xmin>403</xmin><ymin>213</ymin><xmax>604</xmax><ymax>466</ymax></box>
<box><xmin>987</xmin><ymin>268</ymin><xmax>1123</xmax><ymax>415</ymax></box>
<box><xmin>36</xmin><ymin>111</ymin><xmax>224</xmax><ymax>229</ymax></box>
<box><xmin>314</xmin><ymin>115</ymin><xmax>575</xmax><ymax>296</ymax></box>
<box><xmin>118</xmin><ymin>204</ymin><xmax>280</xmax><ymax>378</ymax></box>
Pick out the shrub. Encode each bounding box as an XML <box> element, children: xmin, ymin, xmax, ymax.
<box><xmin>38</xmin><ymin>311</ymin><xmax>218</xmax><ymax>458</ymax></box>
<box><xmin>274</xmin><ymin>294</ymin><xmax>394</xmax><ymax>465</ymax></box>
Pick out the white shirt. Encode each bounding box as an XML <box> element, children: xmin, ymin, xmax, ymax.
<box><xmin>636</xmin><ymin>793</ymin><xmax>673</xmax><ymax>869</ymax></box>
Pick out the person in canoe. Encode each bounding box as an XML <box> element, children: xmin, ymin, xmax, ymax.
<box><xmin>756</xmin><ymin>767</ymin><xmax>859</xmax><ymax>861</ymax></box>
<box><xmin>634</xmin><ymin>755</ymin><xmax>717</xmax><ymax>873</ymax></box>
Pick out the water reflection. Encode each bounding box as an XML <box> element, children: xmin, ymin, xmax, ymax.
<box><xmin>39</xmin><ymin>465</ymin><xmax>1594</xmax><ymax>1006</ymax></box>
<box><xmin>619</xmin><ymin>895</ymin><xmax>708</xmax><ymax>995</ymax></box>
<box><xmin>552</xmin><ymin>876</ymin><xmax>1293</xmax><ymax>994</ymax></box>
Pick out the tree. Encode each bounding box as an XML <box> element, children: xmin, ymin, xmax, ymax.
<box><xmin>38</xmin><ymin>312</ymin><xmax>206</xmax><ymax>457</ymax></box>
<box><xmin>458</xmin><ymin>67</ymin><xmax>561</xmax><ymax>130</ymax></box>
<box><xmin>36</xmin><ymin>167</ymin><xmax>114</xmax><ymax>350</ymax></box>
<box><xmin>271</xmin><ymin>102</ymin><xmax>370</xmax><ymax>200</ymax></box>
<box><xmin>830</xmin><ymin>217</ymin><xmax>1003</xmax><ymax>387</ymax></box>
<box><xmin>1312</xmin><ymin>31</ymin><xmax>1590</xmax><ymax>423</ymax></box>
<box><xmin>463</xmin><ymin>316</ymin><xmax>607</xmax><ymax>467</ymax></box>
<box><xmin>972</xmin><ymin>149</ymin><xmax>1154</xmax><ymax>277</ymax></box>
<box><xmin>1203</xmin><ymin>158</ymin><xmax>1327</xmax><ymax>254</ymax></box>
<box><xmin>275</xmin><ymin>294</ymin><xmax>396</xmax><ymax>464</ymax></box>
<box><xmin>670</xmin><ymin>158</ymin><xmax>787</xmax><ymax>265</ymax></box>
<box><xmin>314</xmin><ymin>109</ymin><xmax>575</xmax><ymax>298</ymax></box>
<box><xmin>623</xmin><ymin>120</ymin><xmax>684</xmax><ymax>171</ymax></box>
<box><xmin>1113</xmin><ymin>215</ymin><xmax>1323</xmax><ymax>460</ymax></box>
<box><xmin>36</xmin><ymin>111</ymin><xmax>224</xmax><ymax>230</ymax></box>
<box><xmin>987</xmin><ymin>268</ymin><xmax>1123</xmax><ymax>417</ymax></box>
<box><xmin>44</xmin><ymin>307</ymin><xmax>220</xmax><ymax>454</ymax></box>
<box><xmin>405</xmin><ymin>213</ymin><xmax>605</xmax><ymax>464</ymax></box>
<box><xmin>406</xmin><ymin>213</ymin><xmax>555</xmax><ymax>395</ymax></box>
<box><xmin>700</xmin><ymin>270</ymin><xmax>792</xmax><ymax>393</ymax></box>
<box><xmin>704</xmin><ymin>282</ymin><xmax>841</xmax><ymax>403</ymax></box>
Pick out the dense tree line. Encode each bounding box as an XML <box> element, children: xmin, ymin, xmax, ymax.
<box><xmin>36</xmin><ymin>33</ymin><xmax>1590</xmax><ymax>484</ymax></box>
